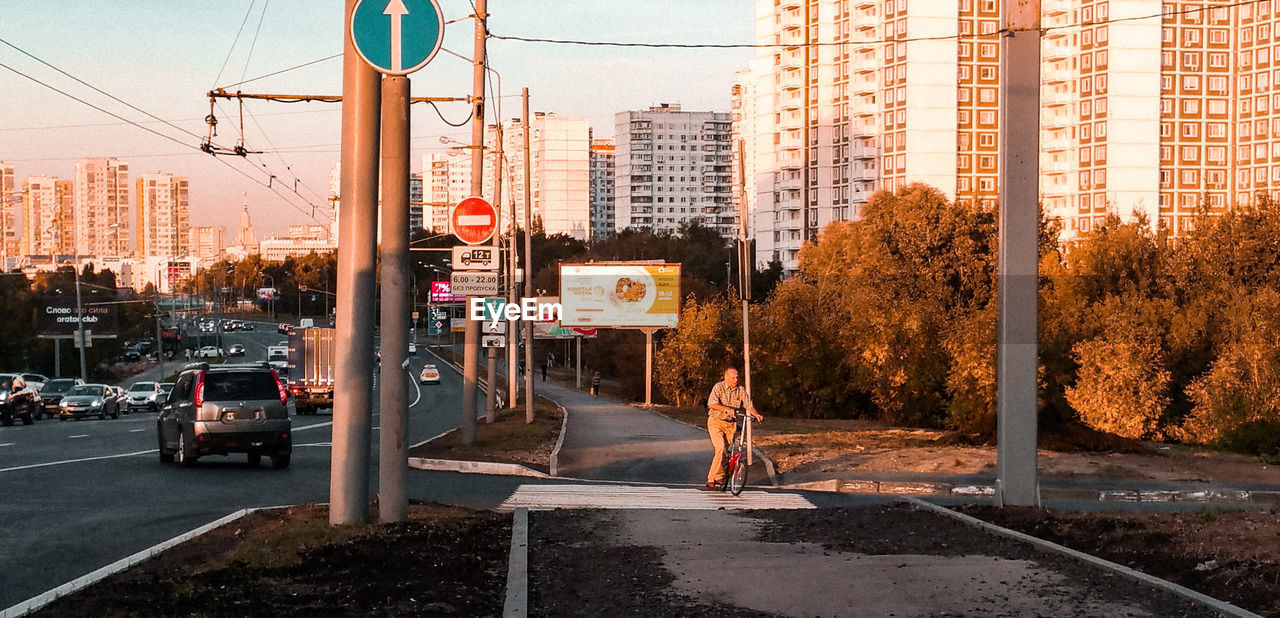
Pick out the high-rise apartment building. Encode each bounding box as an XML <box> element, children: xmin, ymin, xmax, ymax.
<box><xmin>73</xmin><ymin>158</ymin><xmax>130</xmax><ymax>258</ymax></box>
<box><xmin>486</xmin><ymin>113</ymin><xmax>591</xmax><ymax>240</ymax></box>
<box><xmin>424</xmin><ymin>152</ymin><xmax>471</xmax><ymax>232</ymax></box>
<box><xmin>187</xmin><ymin>226</ymin><xmax>226</xmax><ymax>262</ymax></box>
<box><xmin>20</xmin><ymin>176</ymin><xmax>73</xmax><ymax>258</ymax></box>
<box><xmin>134</xmin><ymin>173</ymin><xmax>190</xmax><ymax>258</ymax></box>
<box><xmin>614</xmin><ymin>104</ymin><xmax>735</xmax><ymax>237</ymax></box>
<box><xmin>0</xmin><ymin>163</ymin><xmax>17</xmax><ymax>265</ymax></box>
<box><xmin>589</xmin><ymin>138</ymin><xmax>616</xmax><ymax>240</ymax></box>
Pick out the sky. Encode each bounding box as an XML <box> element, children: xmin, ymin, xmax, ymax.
<box><xmin>0</xmin><ymin>0</ymin><xmax>754</xmax><ymax>237</ymax></box>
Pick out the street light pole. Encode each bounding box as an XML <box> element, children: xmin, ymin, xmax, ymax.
<box><xmin>460</xmin><ymin>0</ymin><xmax>487</xmax><ymax>445</ymax></box>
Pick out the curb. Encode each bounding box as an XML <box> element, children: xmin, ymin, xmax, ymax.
<box><xmin>1</xmin><ymin>507</ymin><xmax>277</xmax><ymax>618</ymax></box>
<box><xmin>773</xmin><ymin>479</ymin><xmax>1280</xmax><ymax>504</ymax></box>
<box><xmin>502</xmin><ymin>508</ymin><xmax>529</xmax><ymax>618</ymax></box>
<box><xmin>644</xmin><ymin>406</ymin><xmax>780</xmax><ymax>487</ymax></box>
<box><xmin>407</xmin><ymin>457</ymin><xmax>550</xmax><ymax>478</ymax></box>
<box><xmin>905</xmin><ymin>497</ymin><xmax>1265</xmax><ymax>618</ymax></box>
<box><xmin>549</xmin><ymin>405</ymin><xmax>568</xmax><ymax>477</ymax></box>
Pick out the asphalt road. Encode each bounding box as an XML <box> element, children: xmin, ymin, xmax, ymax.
<box><xmin>0</xmin><ymin>319</ymin><xmax>474</xmax><ymax>609</ymax></box>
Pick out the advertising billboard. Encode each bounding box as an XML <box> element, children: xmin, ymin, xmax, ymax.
<box><xmin>37</xmin><ymin>296</ymin><xmax>118</xmax><ymax>337</ymax></box>
<box><xmin>558</xmin><ymin>263</ymin><xmax>680</xmax><ymax>328</ymax></box>
<box><xmin>430</xmin><ymin>280</ymin><xmax>465</xmax><ymax>303</ymax></box>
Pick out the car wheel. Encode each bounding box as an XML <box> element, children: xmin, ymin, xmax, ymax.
<box><xmin>247</xmin><ymin>452</ymin><xmax>262</xmax><ymax>466</ymax></box>
<box><xmin>1</xmin><ymin>414</ymin><xmax>12</xmax><ymax>427</ymax></box>
<box><xmin>271</xmin><ymin>454</ymin><xmax>290</xmax><ymax>469</ymax></box>
<box><xmin>149</xmin><ymin>403</ymin><xmax>158</xmax><ymax>414</ymax></box>
<box><xmin>23</xmin><ymin>402</ymin><xmax>37</xmax><ymax>425</ymax></box>
<box><xmin>158</xmin><ymin>432</ymin><xmax>174</xmax><ymax>463</ymax></box>
<box><xmin>177</xmin><ymin>431</ymin><xmax>197</xmax><ymax>467</ymax></box>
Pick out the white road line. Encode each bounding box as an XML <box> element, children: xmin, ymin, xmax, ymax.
<box><xmin>292</xmin><ymin>421</ymin><xmax>333</xmax><ymax>432</ymax></box>
<box><xmin>129</xmin><ymin>429</ymin><xmax>145</xmax><ymax>433</ymax></box>
<box><xmin>68</xmin><ymin>435</ymin><xmax>89</xmax><ymax>439</ymax></box>
<box><xmin>0</xmin><ymin>450</ymin><xmax>154</xmax><ymax>474</ymax></box>
<box><xmin>0</xmin><ymin>443</ymin><xmax>14</xmax><ymax>447</ymax></box>
<box><xmin>496</xmin><ymin>483</ymin><xmax>816</xmax><ymax>511</ymax></box>
<box><xmin>295</xmin><ymin>442</ymin><xmax>331</xmax><ymax>447</ymax></box>
<box><xmin>409</xmin><ymin>368</ymin><xmax>422</xmax><ymax>408</ymax></box>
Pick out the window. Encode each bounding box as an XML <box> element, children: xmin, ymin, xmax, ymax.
<box><xmin>1182</xmin><ymin>123</ymin><xmax>1199</xmax><ymax>138</ymax></box>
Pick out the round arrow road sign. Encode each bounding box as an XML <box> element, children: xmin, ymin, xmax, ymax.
<box><xmin>350</xmin><ymin>0</ymin><xmax>444</xmax><ymax>76</ymax></box>
<box><xmin>451</xmin><ymin>196</ymin><xmax>498</xmax><ymax>245</ymax></box>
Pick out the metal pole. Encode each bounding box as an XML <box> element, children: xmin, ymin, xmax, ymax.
<box><xmin>644</xmin><ymin>328</ymin><xmax>653</xmax><ymax>406</ymax></box>
<box><xmin>155</xmin><ymin>277</ymin><xmax>165</xmax><ymax>381</ymax></box>
<box><xmin>503</xmin><ymin>123</ymin><xmax>518</xmax><ymax>410</ymax></box>
<box><xmin>378</xmin><ymin>75</ymin><xmax>410</xmax><ymax>523</ymax></box>
<box><xmin>330</xmin><ymin>0</ymin><xmax>381</xmax><ymax>526</ymax></box>
<box><xmin>461</xmin><ymin>0</ymin><xmax>487</xmax><ymax>444</ymax></box>
<box><xmin>486</xmin><ymin>118</ymin><xmax>503</xmax><ymax>423</ymax></box>
<box><xmin>74</xmin><ymin>265</ymin><xmax>87</xmax><ymax>381</ymax></box>
<box><xmin>996</xmin><ymin>1</ymin><xmax>1041</xmax><ymax>507</ymax></box>
<box><xmin>522</xmin><ymin>87</ymin><xmax>534</xmax><ymax>423</ymax></box>
<box><xmin>575</xmin><ymin>336</ymin><xmax>581</xmax><ymax>389</ymax></box>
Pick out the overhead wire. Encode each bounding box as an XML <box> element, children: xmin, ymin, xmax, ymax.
<box><xmin>238</xmin><ymin>0</ymin><xmax>271</xmax><ymax>86</ymax></box>
<box><xmin>212</xmin><ymin>0</ymin><xmax>258</xmax><ymax>88</ymax></box>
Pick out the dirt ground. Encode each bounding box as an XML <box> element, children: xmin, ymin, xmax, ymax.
<box><xmin>32</xmin><ymin>503</ymin><xmax>512</xmax><ymax>618</ymax></box>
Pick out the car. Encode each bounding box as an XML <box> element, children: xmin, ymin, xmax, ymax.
<box><xmin>109</xmin><ymin>385</ymin><xmax>130</xmax><ymax>412</ymax></box>
<box><xmin>408</xmin><ymin>341</ymin><xmax>417</xmax><ymax>355</ymax></box>
<box><xmin>0</xmin><ymin>373</ymin><xmax>40</xmax><ymax>426</ymax></box>
<box><xmin>20</xmin><ymin>373</ymin><xmax>49</xmax><ymax>393</ymax></box>
<box><xmin>58</xmin><ymin>384</ymin><xmax>120</xmax><ymax>420</ymax></box>
<box><xmin>418</xmin><ymin>364</ymin><xmax>441</xmax><ymax>385</ymax></box>
<box><xmin>120</xmin><ymin>347</ymin><xmax>142</xmax><ymax>362</ymax></box>
<box><xmin>38</xmin><ymin>378</ymin><xmax>84</xmax><ymax>419</ymax></box>
<box><xmin>277</xmin><ymin>323</ymin><xmax>295</xmax><ymax>335</ymax></box>
<box><xmin>155</xmin><ymin>383</ymin><xmax>175</xmax><ymax>406</ymax></box>
<box><xmin>196</xmin><ymin>346</ymin><xmax>223</xmax><ymax>358</ymax></box>
<box><xmin>227</xmin><ymin>344</ymin><xmax>247</xmax><ymax>357</ymax></box>
<box><xmin>125</xmin><ymin>381</ymin><xmax>162</xmax><ymax>413</ymax></box>
<box><xmin>242</xmin><ymin>323</ymin><xmax>256</xmax><ymax>331</ymax></box>
<box><xmin>156</xmin><ymin>363</ymin><xmax>292</xmax><ymax>468</ymax></box>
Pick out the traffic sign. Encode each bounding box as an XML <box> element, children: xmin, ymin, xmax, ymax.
<box><xmin>450</xmin><ymin>272</ymin><xmax>498</xmax><ymax>296</ymax></box>
<box><xmin>452</xmin><ymin>245</ymin><xmax>499</xmax><ymax>270</ymax></box>
<box><xmin>350</xmin><ymin>0</ymin><xmax>445</xmax><ymax>76</ymax></box>
<box><xmin>450</xmin><ymin>196</ymin><xmax>497</xmax><ymax>245</ymax></box>
<box><xmin>481</xmin><ymin>335</ymin><xmax>506</xmax><ymax>348</ymax></box>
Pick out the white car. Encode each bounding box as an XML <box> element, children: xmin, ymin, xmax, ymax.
<box><xmin>418</xmin><ymin>364</ymin><xmax>440</xmax><ymax>384</ymax></box>
<box><xmin>196</xmin><ymin>346</ymin><xmax>222</xmax><ymax>358</ymax></box>
<box><xmin>408</xmin><ymin>342</ymin><xmax>417</xmax><ymax>355</ymax></box>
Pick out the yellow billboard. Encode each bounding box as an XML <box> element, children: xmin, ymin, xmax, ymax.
<box><xmin>558</xmin><ymin>263</ymin><xmax>681</xmax><ymax>328</ymax></box>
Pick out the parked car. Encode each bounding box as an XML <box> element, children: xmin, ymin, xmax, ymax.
<box><xmin>126</xmin><ymin>381</ymin><xmax>162</xmax><ymax>413</ymax></box>
<box><xmin>196</xmin><ymin>346</ymin><xmax>223</xmax><ymax>358</ymax></box>
<box><xmin>39</xmin><ymin>378</ymin><xmax>84</xmax><ymax>419</ymax></box>
<box><xmin>418</xmin><ymin>364</ymin><xmax>441</xmax><ymax>385</ymax></box>
<box><xmin>58</xmin><ymin>384</ymin><xmax>120</xmax><ymax>420</ymax></box>
<box><xmin>227</xmin><ymin>344</ymin><xmax>246</xmax><ymax>357</ymax></box>
<box><xmin>156</xmin><ymin>363</ymin><xmax>291</xmax><ymax>468</ymax></box>
<box><xmin>0</xmin><ymin>373</ymin><xmax>40</xmax><ymax>425</ymax></box>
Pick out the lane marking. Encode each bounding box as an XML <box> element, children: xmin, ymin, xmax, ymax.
<box><xmin>409</xmin><ymin>367</ymin><xmax>422</xmax><ymax>408</ymax></box>
<box><xmin>497</xmin><ymin>483</ymin><xmax>816</xmax><ymax>511</ymax></box>
<box><xmin>129</xmin><ymin>429</ymin><xmax>145</xmax><ymax>433</ymax></box>
<box><xmin>0</xmin><ymin>442</ymin><xmax>14</xmax><ymax>447</ymax></box>
<box><xmin>293</xmin><ymin>421</ymin><xmax>333</xmax><ymax>433</ymax></box>
<box><xmin>0</xmin><ymin>450</ymin><xmax>154</xmax><ymax>474</ymax></box>
<box><xmin>295</xmin><ymin>442</ymin><xmax>331</xmax><ymax>447</ymax></box>
<box><xmin>69</xmin><ymin>435</ymin><xmax>89</xmax><ymax>439</ymax></box>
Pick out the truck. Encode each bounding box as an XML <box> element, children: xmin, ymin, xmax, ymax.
<box><xmin>286</xmin><ymin>327</ymin><xmax>335</xmax><ymax>415</ymax></box>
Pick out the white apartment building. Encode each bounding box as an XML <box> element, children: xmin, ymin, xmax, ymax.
<box><xmin>424</xmin><ymin>152</ymin><xmax>472</xmax><ymax>232</ymax></box>
<box><xmin>74</xmin><ymin>158</ymin><xmax>130</xmax><ymax>258</ymax></box>
<box><xmin>614</xmin><ymin>104</ymin><xmax>736</xmax><ymax>237</ymax></box>
<box><xmin>486</xmin><ymin>114</ymin><xmax>591</xmax><ymax>241</ymax></box>
<box><xmin>259</xmin><ymin>225</ymin><xmax>336</xmax><ymax>262</ymax></box>
<box><xmin>134</xmin><ymin>173</ymin><xmax>190</xmax><ymax>258</ymax></box>
<box><xmin>20</xmin><ymin>176</ymin><xmax>73</xmax><ymax>258</ymax></box>
<box><xmin>188</xmin><ymin>226</ymin><xmax>226</xmax><ymax>263</ymax></box>
<box><xmin>589</xmin><ymin>138</ymin><xmax>616</xmax><ymax>240</ymax></box>
<box><xmin>0</xmin><ymin>163</ymin><xmax>17</xmax><ymax>266</ymax></box>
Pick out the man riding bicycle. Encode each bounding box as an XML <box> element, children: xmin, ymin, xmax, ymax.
<box><xmin>706</xmin><ymin>367</ymin><xmax>763</xmax><ymax>490</ymax></box>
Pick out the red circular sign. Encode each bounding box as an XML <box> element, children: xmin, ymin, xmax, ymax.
<box><xmin>451</xmin><ymin>196</ymin><xmax>497</xmax><ymax>245</ymax></box>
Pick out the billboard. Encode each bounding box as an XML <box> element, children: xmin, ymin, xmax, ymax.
<box><xmin>37</xmin><ymin>296</ymin><xmax>118</xmax><ymax>337</ymax></box>
<box><xmin>558</xmin><ymin>263</ymin><xmax>680</xmax><ymax>328</ymax></box>
<box><xmin>430</xmin><ymin>280</ymin><xmax>465</xmax><ymax>303</ymax></box>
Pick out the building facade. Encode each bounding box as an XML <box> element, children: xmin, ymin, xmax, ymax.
<box><xmin>614</xmin><ymin>104</ymin><xmax>735</xmax><ymax>237</ymax></box>
<box><xmin>486</xmin><ymin>114</ymin><xmax>591</xmax><ymax>240</ymax></box>
<box><xmin>134</xmin><ymin>173</ymin><xmax>190</xmax><ymax>258</ymax></box>
<box><xmin>20</xmin><ymin>176</ymin><xmax>73</xmax><ymax>258</ymax></box>
<box><xmin>0</xmin><ymin>163</ymin><xmax>17</xmax><ymax>266</ymax></box>
<box><xmin>589</xmin><ymin>137</ymin><xmax>616</xmax><ymax>240</ymax></box>
<box><xmin>73</xmin><ymin>158</ymin><xmax>130</xmax><ymax>258</ymax></box>
<box><xmin>187</xmin><ymin>226</ymin><xmax>227</xmax><ymax>263</ymax></box>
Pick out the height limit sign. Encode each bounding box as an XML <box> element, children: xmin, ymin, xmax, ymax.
<box><xmin>351</xmin><ymin>0</ymin><xmax>444</xmax><ymax>76</ymax></box>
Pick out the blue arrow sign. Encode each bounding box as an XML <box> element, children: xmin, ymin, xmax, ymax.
<box><xmin>351</xmin><ymin>0</ymin><xmax>444</xmax><ymax>76</ymax></box>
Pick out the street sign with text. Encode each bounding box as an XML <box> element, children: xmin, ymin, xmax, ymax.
<box><xmin>481</xmin><ymin>335</ymin><xmax>506</xmax><ymax>348</ymax></box>
<box><xmin>350</xmin><ymin>0</ymin><xmax>444</xmax><ymax>76</ymax></box>
<box><xmin>452</xmin><ymin>245</ymin><xmax>499</xmax><ymax>270</ymax></box>
<box><xmin>450</xmin><ymin>196</ymin><xmax>497</xmax><ymax>245</ymax></box>
<box><xmin>450</xmin><ymin>271</ymin><xmax>498</xmax><ymax>296</ymax></box>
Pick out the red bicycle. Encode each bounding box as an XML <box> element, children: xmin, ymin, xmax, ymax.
<box><xmin>719</xmin><ymin>410</ymin><xmax>755</xmax><ymax>495</ymax></box>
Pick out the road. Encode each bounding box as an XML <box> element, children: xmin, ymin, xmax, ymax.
<box><xmin>0</xmin><ymin>319</ymin><xmax>471</xmax><ymax>609</ymax></box>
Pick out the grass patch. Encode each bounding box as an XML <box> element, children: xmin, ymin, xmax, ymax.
<box><xmin>409</xmin><ymin>395</ymin><xmax>563</xmax><ymax>474</ymax></box>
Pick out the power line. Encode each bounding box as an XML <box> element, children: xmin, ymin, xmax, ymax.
<box><xmin>0</xmin><ymin>109</ymin><xmax>338</xmax><ymax>132</ymax></box>
<box><xmin>239</xmin><ymin>0</ymin><xmax>271</xmax><ymax>86</ymax></box>
<box><xmin>213</xmin><ymin>0</ymin><xmax>258</xmax><ymax>88</ymax></box>
<box><xmin>217</xmin><ymin>53</ymin><xmax>342</xmax><ymax>90</ymax></box>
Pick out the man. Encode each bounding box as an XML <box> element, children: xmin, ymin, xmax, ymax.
<box><xmin>705</xmin><ymin>368</ymin><xmax>763</xmax><ymax>489</ymax></box>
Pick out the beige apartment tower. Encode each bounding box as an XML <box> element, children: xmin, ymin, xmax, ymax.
<box><xmin>74</xmin><ymin>158</ymin><xmax>130</xmax><ymax>258</ymax></box>
<box><xmin>134</xmin><ymin>173</ymin><xmax>190</xmax><ymax>258</ymax></box>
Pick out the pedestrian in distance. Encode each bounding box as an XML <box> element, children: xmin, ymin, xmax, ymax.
<box><xmin>705</xmin><ymin>367</ymin><xmax>763</xmax><ymax>490</ymax></box>
<box><xmin>590</xmin><ymin>371</ymin><xmax>601</xmax><ymax>397</ymax></box>
<box><xmin>540</xmin><ymin>362</ymin><xmax>547</xmax><ymax>382</ymax></box>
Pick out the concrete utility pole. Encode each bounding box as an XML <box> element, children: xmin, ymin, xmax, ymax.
<box><xmin>460</xmin><ymin>0</ymin><xmax>487</xmax><ymax>444</ymax></box>
<box><xmin>378</xmin><ymin>75</ymin><xmax>410</xmax><ymax>523</ymax></box>
<box><xmin>487</xmin><ymin>120</ymin><xmax>503</xmax><ymax>423</ymax></box>
<box><xmin>331</xmin><ymin>0</ymin><xmax>381</xmax><ymax>526</ymax></box>
<box><xmin>505</xmin><ymin>122</ymin><xmax>519</xmax><ymax>410</ymax></box>
<box><xmin>996</xmin><ymin>0</ymin><xmax>1041</xmax><ymax>507</ymax></box>
<box><xmin>74</xmin><ymin>265</ymin><xmax>87</xmax><ymax>381</ymax></box>
<box><xmin>522</xmin><ymin>87</ymin><xmax>534</xmax><ymax>423</ymax></box>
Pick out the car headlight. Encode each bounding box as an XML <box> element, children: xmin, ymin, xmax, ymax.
<box><xmin>90</xmin><ymin>401</ymin><xmax>102</xmax><ymax>408</ymax></box>
<box><xmin>0</xmin><ymin>392</ymin><xmax>8</xmax><ymax>402</ymax></box>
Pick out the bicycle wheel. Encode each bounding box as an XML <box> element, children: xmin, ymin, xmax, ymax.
<box><xmin>719</xmin><ymin>444</ymin><xmax>738</xmax><ymax>492</ymax></box>
<box><xmin>728</xmin><ymin>443</ymin><xmax>749</xmax><ymax>495</ymax></box>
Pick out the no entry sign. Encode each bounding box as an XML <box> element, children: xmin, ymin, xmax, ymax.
<box><xmin>451</xmin><ymin>196</ymin><xmax>497</xmax><ymax>245</ymax></box>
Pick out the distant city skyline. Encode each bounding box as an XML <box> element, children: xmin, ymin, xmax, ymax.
<box><xmin>0</xmin><ymin>1</ymin><xmax>753</xmax><ymax>237</ymax></box>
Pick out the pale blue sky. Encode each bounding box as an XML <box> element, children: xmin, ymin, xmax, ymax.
<box><xmin>0</xmin><ymin>0</ymin><xmax>753</xmax><ymax>235</ymax></box>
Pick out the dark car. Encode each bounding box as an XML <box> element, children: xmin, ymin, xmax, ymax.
<box><xmin>58</xmin><ymin>384</ymin><xmax>120</xmax><ymax>420</ymax></box>
<box><xmin>39</xmin><ymin>378</ymin><xmax>84</xmax><ymax>419</ymax></box>
<box><xmin>0</xmin><ymin>373</ymin><xmax>40</xmax><ymax>426</ymax></box>
<box><xmin>156</xmin><ymin>363</ymin><xmax>291</xmax><ymax>468</ymax></box>
<box><xmin>120</xmin><ymin>347</ymin><xmax>142</xmax><ymax>362</ymax></box>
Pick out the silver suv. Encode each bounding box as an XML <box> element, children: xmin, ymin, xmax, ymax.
<box><xmin>156</xmin><ymin>363</ymin><xmax>291</xmax><ymax>468</ymax></box>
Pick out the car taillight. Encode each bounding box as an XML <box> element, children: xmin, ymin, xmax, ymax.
<box><xmin>194</xmin><ymin>372</ymin><xmax>206</xmax><ymax>407</ymax></box>
<box><xmin>271</xmin><ymin>370</ymin><xmax>287</xmax><ymax>404</ymax></box>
